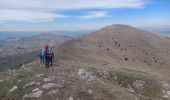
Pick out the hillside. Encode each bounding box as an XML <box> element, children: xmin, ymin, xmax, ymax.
<box><xmin>0</xmin><ymin>24</ymin><xmax>170</xmax><ymax>100</ymax></box>
<box><xmin>0</xmin><ymin>33</ymin><xmax>69</xmax><ymax>57</ymax></box>
<box><xmin>0</xmin><ymin>33</ymin><xmax>70</xmax><ymax>71</ymax></box>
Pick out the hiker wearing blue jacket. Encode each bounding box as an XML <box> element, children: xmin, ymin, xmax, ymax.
<box><xmin>39</xmin><ymin>47</ymin><xmax>46</xmax><ymax>66</ymax></box>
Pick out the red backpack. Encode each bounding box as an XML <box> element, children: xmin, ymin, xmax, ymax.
<box><xmin>46</xmin><ymin>48</ymin><xmax>53</xmax><ymax>57</ymax></box>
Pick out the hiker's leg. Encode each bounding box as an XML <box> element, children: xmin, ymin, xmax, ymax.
<box><xmin>49</xmin><ymin>57</ymin><xmax>52</xmax><ymax>66</ymax></box>
<box><xmin>46</xmin><ymin>57</ymin><xmax>50</xmax><ymax>68</ymax></box>
<box><xmin>39</xmin><ymin>55</ymin><xmax>42</xmax><ymax>63</ymax></box>
<box><xmin>43</xmin><ymin>56</ymin><xmax>45</xmax><ymax>65</ymax></box>
<box><xmin>45</xmin><ymin>57</ymin><xmax>48</xmax><ymax>67</ymax></box>
<box><xmin>51</xmin><ymin>58</ymin><xmax>53</xmax><ymax>66</ymax></box>
<box><xmin>40</xmin><ymin>56</ymin><xmax>44</xmax><ymax>67</ymax></box>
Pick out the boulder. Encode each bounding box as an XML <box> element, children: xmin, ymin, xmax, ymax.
<box><xmin>9</xmin><ymin>86</ymin><xmax>18</xmax><ymax>93</ymax></box>
<box><xmin>23</xmin><ymin>81</ymin><xmax>40</xmax><ymax>88</ymax></box>
<box><xmin>23</xmin><ymin>90</ymin><xmax>43</xmax><ymax>98</ymax></box>
<box><xmin>42</xmin><ymin>83</ymin><xmax>61</xmax><ymax>90</ymax></box>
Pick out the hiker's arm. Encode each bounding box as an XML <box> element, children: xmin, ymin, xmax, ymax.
<box><xmin>52</xmin><ymin>52</ymin><xmax>54</xmax><ymax>58</ymax></box>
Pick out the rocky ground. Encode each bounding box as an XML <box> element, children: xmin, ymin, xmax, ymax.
<box><xmin>0</xmin><ymin>59</ymin><xmax>170</xmax><ymax>100</ymax></box>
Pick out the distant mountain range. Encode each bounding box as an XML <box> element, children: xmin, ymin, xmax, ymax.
<box><xmin>140</xmin><ymin>25</ymin><xmax>170</xmax><ymax>35</ymax></box>
<box><xmin>0</xmin><ymin>30</ymin><xmax>93</xmax><ymax>41</ymax></box>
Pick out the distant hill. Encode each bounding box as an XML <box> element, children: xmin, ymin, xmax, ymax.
<box><xmin>0</xmin><ymin>33</ymin><xmax>70</xmax><ymax>71</ymax></box>
<box><xmin>0</xmin><ymin>33</ymin><xmax>70</xmax><ymax>57</ymax></box>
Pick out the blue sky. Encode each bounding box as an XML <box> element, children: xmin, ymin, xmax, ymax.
<box><xmin>0</xmin><ymin>0</ymin><xmax>170</xmax><ymax>31</ymax></box>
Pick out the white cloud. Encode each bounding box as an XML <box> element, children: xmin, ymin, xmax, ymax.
<box><xmin>0</xmin><ymin>0</ymin><xmax>147</xmax><ymax>22</ymax></box>
<box><xmin>0</xmin><ymin>9</ymin><xmax>68</xmax><ymax>22</ymax></box>
<box><xmin>0</xmin><ymin>0</ymin><xmax>146</xmax><ymax>10</ymax></box>
<box><xmin>78</xmin><ymin>11</ymin><xmax>109</xmax><ymax>19</ymax></box>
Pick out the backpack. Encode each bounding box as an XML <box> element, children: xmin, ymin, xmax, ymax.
<box><xmin>46</xmin><ymin>48</ymin><xmax>53</xmax><ymax>57</ymax></box>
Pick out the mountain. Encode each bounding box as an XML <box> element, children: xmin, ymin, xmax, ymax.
<box><xmin>60</xmin><ymin>24</ymin><xmax>170</xmax><ymax>69</ymax></box>
<box><xmin>0</xmin><ymin>33</ymin><xmax>70</xmax><ymax>71</ymax></box>
<box><xmin>58</xmin><ymin>24</ymin><xmax>170</xmax><ymax>99</ymax></box>
<box><xmin>0</xmin><ymin>24</ymin><xmax>170</xmax><ymax>100</ymax></box>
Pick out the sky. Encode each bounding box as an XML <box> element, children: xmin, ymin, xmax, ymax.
<box><xmin>0</xmin><ymin>0</ymin><xmax>170</xmax><ymax>31</ymax></box>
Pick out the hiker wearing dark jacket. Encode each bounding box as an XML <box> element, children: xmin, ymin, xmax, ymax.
<box><xmin>48</xmin><ymin>48</ymin><xmax>54</xmax><ymax>66</ymax></box>
<box><xmin>44</xmin><ymin>45</ymin><xmax>54</xmax><ymax>68</ymax></box>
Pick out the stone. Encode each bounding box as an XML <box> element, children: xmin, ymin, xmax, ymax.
<box><xmin>88</xmin><ymin>89</ymin><xmax>93</xmax><ymax>94</ymax></box>
<box><xmin>36</xmin><ymin>74</ymin><xmax>45</xmax><ymax>78</ymax></box>
<box><xmin>167</xmin><ymin>91</ymin><xmax>170</xmax><ymax>96</ymax></box>
<box><xmin>42</xmin><ymin>83</ymin><xmax>61</xmax><ymax>90</ymax></box>
<box><xmin>114</xmin><ymin>76</ymin><xmax>117</xmax><ymax>80</ymax></box>
<box><xmin>23</xmin><ymin>90</ymin><xmax>43</xmax><ymax>98</ymax></box>
<box><xmin>0</xmin><ymin>80</ymin><xmax>4</xmax><ymax>83</ymax></box>
<box><xmin>20</xmin><ymin>64</ymin><xmax>25</xmax><ymax>70</ymax></box>
<box><xmin>9</xmin><ymin>86</ymin><xmax>18</xmax><ymax>92</ymax></box>
<box><xmin>24</xmin><ymin>81</ymin><xmax>40</xmax><ymax>88</ymax></box>
<box><xmin>162</xmin><ymin>82</ymin><xmax>170</xmax><ymax>89</ymax></box>
<box><xmin>48</xmin><ymin>89</ymin><xmax>60</xmax><ymax>95</ymax></box>
<box><xmin>163</xmin><ymin>95</ymin><xmax>169</xmax><ymax>98</ymax></box>
<box><xmin>128</xmin><ymin>88</ymin><xmax>135</xmax><ymax>93</ymax></box>
<box><xmin>18</xmin><ymin>80</ymin><xmax>22</xmax><ymax>83</ymax></box>
<box><xmin>44</xmin><ymin>76</ymin><xmax>58</xmax><ymax>82</ymax></box>
<box><xmin>56</xmin><ymin>98</ymin><xmax>59</xmax><ymax>100</ymax></box>
<box><xmin>32</xmin><ymin>88</ymin><xmax>40</xmax><ymax>92</ymax></box>
<box><xmin>69</xmin><ymin>97</ymin><xmax>74</xmax><ymax>100</ymax></box>
<box><xmin>78</xmin><ymin>68</ymin><xmax>97</xmax><ymax>81</ymax></box>
<box><xmin>133</xmin><ymin>80</ymin><xmax>145</xmax><ymax>89</ymax></box>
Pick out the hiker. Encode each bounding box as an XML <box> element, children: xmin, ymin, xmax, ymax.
<box><xmin>39</xmin><ymin>47</ymin><xmax>46</xmax><ymax>66</ymax></box>
<box><xmin>48</xmin><ymin>47</ymin><xmax>54</xmax><ymax>66</ymax></box>
<box><xmin>44</xmin><ymin>45</ymin><xmax>54</xmax><ymax>68</ymax></box>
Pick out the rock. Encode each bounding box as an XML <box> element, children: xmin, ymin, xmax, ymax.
<box><xmin>88</xmin><ymin>89</ymin><xmax>93</xmax><ymax>94</ymax></box>
<box><xmin>27</xmin><ymin>62</ymin><xmax>33</xmax><ymax>66</ymax></box>
<box><xmin>57</xmin><ymin>80</ymin><xmax>65</xmax><ymax>87</ymax></box>
<box><xmin>23</xmin><ymin>81</ymin><xmax>40</xmax><ymax>88</ymax></box>
<box><xmin>42</xmin><ymin>83</ymin><xmax>61</xmax><ymax>90</ymax></box>
<box><xmin>69</xmin><ymin>97</ymin><xmax>74</xmax><ymax>100</ymax></box>
<box><xmin>18</xmin><ymin>80</ymin><xmax>22</xmax><ymax>83</ymax></box>
<box><xmin>162</xmin><ymin>82</ymin><xmax>170</xmax><ymax>90</ymax></box>
<box><xmin>0</xmin><ymin>80</ymin><xmax>4</xmax><ymax>83</ymax></box>
<box><xmin>9</xmin><ymin>86</ymin><xmax>18</xmax><ymax>92</ymax></box>
<box><xmin>163</xmin><ymin>95</ymin><xmax>169</xmax><ymax>98</ymax></box>
<box><xmin>56</xmin><ymin>98</ymin><xmax>59</xmax><ymax>100</ymax></box>
<box><xmin>162</xmin><ymin>90</ymin><xmax>166</xmax><ymax>94</ymax></box>
<box><xmin>135</xmin><ymin>97</ymin><xmax>139</xmax><ymax>100</ymax></box>
<box><xmin>127</xmin><ymin>88</ymin><xmax>135</xmax><ymax>93</ymax></box>
<box><xmin>44</xmin><ymin>76</ymin><xmax>58</xmax><ymax>82</ymax></box>
<box><xmin>167</xmin><ymin>91</ymin><xmax>170</xmax><ymax>96</ymax></box>
<box><xmin>32</xmin><ymin>88</ymin><xmax>40</xmax><ymax>92</ymax></box>
<box><xmin>36</xmin><ymin>74</ymin><xmax>45</xmax><ymax>78</ymax></box>
<box><xmin>114</xmin><ymin>76</ymin><xmax>117</xmax><ymax>80</ymax></box>
<box><xmin>20</xmin><ymin>64</ymin><xmax>25</xmax><ymax>70</ymax></box>
<box><xmin>48</xmin><ymin>89</ymin><xmax>60</xmax><ymax>95</ymax></box>
<box><xmin>23</xmin><ymin>90</ymin><xmax>43</xmax><ymax>98</ymax></box>
<box><xmin>100</xmin><ymin>69</ymin><xmax>111</xmax><ymax>78</ymax></box>
<box><xmin>78</xmin><ymin>68</ymin><xmax>97</xmax><ymax>81</ymax></box>
<box><xmin>133</xmin><ymin>80</ymin><xmax>145</xmax><ymax>89</ymax></box>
